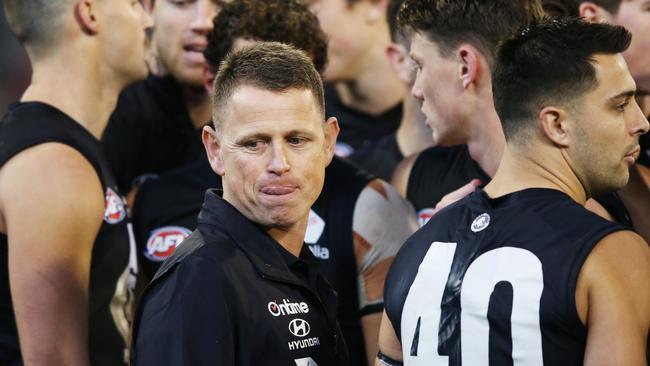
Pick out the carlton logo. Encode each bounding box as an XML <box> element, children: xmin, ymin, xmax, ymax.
<box><xmin>144</xmin><ymin>226</ymin><xmax>192</xmax><ymax>262</ymax></box>
<box><xmin>104</xmin><ymin>188</ymin><xmax>126</xmax><ymax>224</ymax></box>
<box><xmin>471</xmin><ymin>213</ymin><xmax>491</xmax><ymax>233</ymax></box>
<box><xmin>288</xmin><ymin>319</ymin><xmax>311</xmax><ymax>338</ymax></box>
<box><xmin>268</xmin><ymin>299</ymin><xmax>310</xmax><ymax>317</ymax></box>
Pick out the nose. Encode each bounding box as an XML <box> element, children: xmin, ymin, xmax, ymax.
<box><xmin>630</xmin><ymin>101</ymin><xmax>650</xmax><ymax>137</ymax></box>
<box><xmin>411</xmin><ymin>76</ymin><xmax>424</xmax><ymax>102</ymax></box>
<box><xmin>139</xmin><ymin>2</ymin><xmax>154</xmax><ymax>30</ymax></box>
<box><xmin>267</xmin><ymin>143</ymin><xmax>291</xmax><ymax>176</ymax></box>
<box><xmin>190</xmin><ymin>0</ymin><xmax>217</xmax><ymax>34</ymax></box>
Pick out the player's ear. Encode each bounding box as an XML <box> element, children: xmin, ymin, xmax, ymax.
<box><xmin>386</xmin><ymin>43</ymin><xmax>412</xmax><ymax>84</ymax></box>
<box><xmin>75</xmin><ymin>0</ymin><xmax>99</xmax><ymax>34</ymax></box>
<box><xmin>579</xmin><ymin>2</ymin><xmax>611</xmax><ymax>23</ymax></box>
<box><xmin>323</xmin><ymin>117</ymin><xmax>340</xmax><ymax>165</ymax></box>
<box><xmin>202</xmin><ymin>124</ymin><xmax>225</xmax><ymax>176</ymax></box>
<box><xmin>457</xmin><ymin>44</ymin><xmax>481</xmax><ymax>89</ymax></box>
<box><xmin>539</xmin><ymin>106</ymin><xmax>570</xmax><ymax>147</ymax></box>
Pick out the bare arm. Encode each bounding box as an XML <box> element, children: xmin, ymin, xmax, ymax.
<box><xmin>0</xmin><ymin>143</ymin><xmax>104</xmax><ymax>366</ymax></box>
<box><xmin>391</xmin><ymin>153</ymin><xmax>419</xmax><ymax>198</ymax></box>
<box><xmin>575</xmin><ymin>230</ymin><xmax>650</xmax><ymax>366</ymax></box>
<box><xmin>375</xmin><ymin>311</ymin><xmax>403</xmax><ymax>365</ymax></box>
<box><xmin>352</xmin><ymin>179</ymin><xmax>418</xmax><ymax>365</ymax></box>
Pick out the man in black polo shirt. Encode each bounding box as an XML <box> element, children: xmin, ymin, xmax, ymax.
<box><xmin>132</xmin><ymin>42</ymin><xmax>349</xmax><ymax>365</ymax></box>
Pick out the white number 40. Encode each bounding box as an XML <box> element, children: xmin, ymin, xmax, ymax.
<box><xmin>401</xmin><ymin>242</ymin><xmax>544</xmax><ymax>365</ymax></box>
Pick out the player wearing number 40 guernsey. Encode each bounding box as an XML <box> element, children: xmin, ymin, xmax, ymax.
<box><xmin>377</xmin><ymin>18</ymin><xmax>650</xmax><ymax>366</ymax></box>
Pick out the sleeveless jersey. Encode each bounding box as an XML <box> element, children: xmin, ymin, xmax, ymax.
<box><xmin>0</xmin><ymin>102</ymin><xmax>137</xmax><ymax>366</ymax></box>
<box><xmin>102</xmin><ymin>74</ymin><xmax>204</xmax><ymax>192</ymax></box>
<box><xmin>133</xmin><ymin>156</ymin><xmax>375</xmax><ymax>365</ymax></box>
<box><xmin>348</xmin><ymin>132</ymin><xmax>404</xmax><ymax>181</ymax></box>
<box><xmin>406</xmin><ymin>145</ymin><xmax>490</xmax><ymax>225</ymax></box>
<box><xmin>324</xmin><ymin>84</ymin><xmax>402</xmax><ymax>157</ymax></box>
<box><xmin>384</xmin><ymin>188</ymin><xmax>627</xmax><ymax>365</ymax></box>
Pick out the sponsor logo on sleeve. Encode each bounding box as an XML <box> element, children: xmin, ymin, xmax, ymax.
<box><xmin>104</xmin><ymin>188</ymin><xmax>127</xmax><ymax>224</ymax></box>
<box><xmin>305</xmin><ymin>210</ymin><xmax>325</xmax><ymax>244</ymax></box>
<box><xmin>144</xmin><ymin>226</ymin><xmax>192</xmax><ymax>262</ymax></box>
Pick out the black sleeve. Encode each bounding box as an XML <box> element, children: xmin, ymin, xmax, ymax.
<box><xmin>132</xmin><ymin>256</ymin><xmax>235</xmax><ymax>365</ymax></box>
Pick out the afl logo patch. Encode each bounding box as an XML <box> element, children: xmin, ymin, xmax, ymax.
<box><xmin>417</xmin><ymin>208</ymin><xmax>436</xmax><ymax>227</ymax></box>
<box><xmin>288</xmin><ymin>319</ymin><xmax>311</xmax><ymax>338</ymax></box>
<box><xmin>471</xmin><ymin>213</ymin><xmax>490</xmax><ymax>232</ymax></box>
<box><xmin>144</xmin><ymin>226</ymin><xmax>192</xmax><ymax>262</ymax></box>
<box><xmin>104</xmin><ymin>188</ymin><xmax>126</xmax><ymax>224</ymax></box>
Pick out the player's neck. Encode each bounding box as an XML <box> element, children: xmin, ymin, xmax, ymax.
<box><xmin>21</xmin><ymin>55</ymin><xmax>123</xmax><ymax>140</ymax></box>
<box><xmin>466</xmin><ymin>107</ymin><xmax>505</xmax><ymax>178</ymax></box>
<box><xmin>334</xmin><ymin>50</ymin><xmax>404</xmax><ymax>116</ymax></box>
<box><xmin>266</xmin><ymin>218</ymin><xmax>309</xmax><ymax>258</ymax></box>
<box><xmin>396</xmin><ymin>95</ymin><xmax>434</xmax><ymax>157</ymax></box>
<box><xmin>485</xmin><ymin>145</ymin><xmax>588</xmax><ymax>204</ymax></box>
<box><xmin>181</xmin><ymin>84</ymin><xmax>212</xmax><ymax>129</ymax></box>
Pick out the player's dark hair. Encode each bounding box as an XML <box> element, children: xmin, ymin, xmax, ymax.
<box><xmin>212</xmin><ymin>42</ymin><xmax>325</xmax><ymax>131</ymax></box>
<box><xmin>204</xmin><ymin>0</ymin><xmax>327</xmax><ymax>74</ymax></box>
<box><xmin>397</xmin><ymin>0</ymin><xmax>544</xmax><ymax>66</ymax></box>
<box><xmin>387</xmin><ymin>0</ymin><xmax>408</xmax><ymax>42</ymax></box>
<box><xmin>493</xmin><ymin>17</ymin><xmax>631</xmax><ymax>143</ymax></box>
<box><xmin>541</xmin><ymin>0</ymin><xmax>622</xmax><ymax>15</ymax></box>
<box><xmin>3</xmin><ymin>0</ymin><xmax>71</xmax><ymax>55</ymax></box>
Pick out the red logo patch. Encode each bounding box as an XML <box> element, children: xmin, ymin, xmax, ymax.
<box><xmin>417</xmin><ymin>208</ymin><xmax>436</xmax><ymax>227</ymax></box>
<box><xmin>144</xmin><ymin>226</ymin><xmax>192</xmax><ymax>262</ymax></box>
<box><xmin>104</xmin><ymin>188</ymin><xmax>126</xmax><ymax>224</ymax></box>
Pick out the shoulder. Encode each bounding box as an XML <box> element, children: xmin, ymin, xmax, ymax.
<box><xmin>391</xmin><ymin>152</ymin><xmax>420</xmax><ymax>196</ymax></box>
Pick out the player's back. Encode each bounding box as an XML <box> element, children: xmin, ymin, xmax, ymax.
<box><xmin>384</xmin><ymin>187</ymin><xmax>627</xmax><ymax>365</ymax></box>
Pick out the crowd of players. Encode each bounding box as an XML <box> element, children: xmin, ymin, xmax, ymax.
<box><xmin>0</xmin><ymin>0</ymin><xmax>648</xmax><ymax>365</ymax></box>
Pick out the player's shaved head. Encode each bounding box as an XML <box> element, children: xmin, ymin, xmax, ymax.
<box><xmin>493</xmin><ymin>17</ymin><xmax>631</xmax><ymax>145</ymax></box>
<box><xmin>3</xmin><ymin>0</ymin><xmax>75</xmax><ymax>55</ymax></box>
<box><xmin>212</xmin><ymin>42</ymin><xmax>325</xmax><ymax>133</ymax></box>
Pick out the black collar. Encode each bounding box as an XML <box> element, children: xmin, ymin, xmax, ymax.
<box><xmin>197</xmin><ymin>189</ymin><xmax>320</xmax><ymax>286</ymax></box>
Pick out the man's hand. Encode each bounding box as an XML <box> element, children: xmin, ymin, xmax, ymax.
<box><xmin>432</xmin><ymin>179</ymin><xmax>481</xmax><ymax>215</ymax></box>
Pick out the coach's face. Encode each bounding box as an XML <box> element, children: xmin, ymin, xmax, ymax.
<box><xmin>204</xmin><ymin>86</ymin><xmax>338</xmax><ymax>229</ymax></box>
<box><xmin>570</xmin><ymin>54</ymin><xmax>649</xmax><ymax>195</ymax></box>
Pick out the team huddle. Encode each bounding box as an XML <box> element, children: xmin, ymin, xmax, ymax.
<box><xmin>0</xmin><ymin>0</ymin><xmax>648</xmax><ymax>365</ymax></box>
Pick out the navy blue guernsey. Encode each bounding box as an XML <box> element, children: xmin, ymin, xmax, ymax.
<box><xmin>133</xmin><ymin>156</ymin><xmax>374</xmax><ymax>365</ymax></box>
<box><xmin>384</xmin><ymin>188</ymin><xmax>627</xmax><ymax>365</ymax></box>
<box><xmin>0</xmin><ymin>102</ymin><xmax>137</xmax><ymax>366</ymax></box>
<box><xmin>324</xmin><ymin>83</ymin><xmax>402</xmax><ymax>157</ymax></box>
<box><xmin>102</xmin><ymin>74</ymin><xmax>204</xmax><ymax>192</ymax></box>
<box><xmin>348</xmin><ymin>132</ymin><xmax>404</xmax><ymax>181</ymax></box>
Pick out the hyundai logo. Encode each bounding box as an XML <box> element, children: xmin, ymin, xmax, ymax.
<box><xmin>288</xmin><ymin>318</ymin><xmax>311</xmax><ymax>337</ymax></box>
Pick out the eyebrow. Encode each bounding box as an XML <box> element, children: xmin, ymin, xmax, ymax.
<box><xmin>608</xmin><ymin>90</ymin><xmax>636</xmax><ymax>103</ymax></box>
